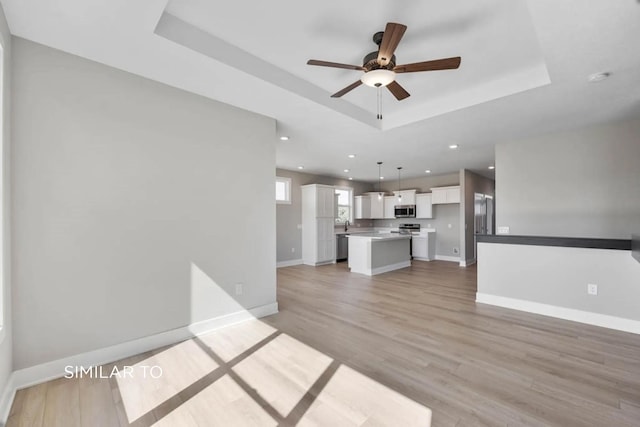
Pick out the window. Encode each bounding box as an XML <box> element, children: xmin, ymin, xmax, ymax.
<box><xmin>335</xmin><ymin>187</ymin><xmax>353</xmax><ymax>224</ymax></box>
<box><xmin>275</xmin><ymin>177</ymin><xmax>291</xmax><ymax>204</ymax></box>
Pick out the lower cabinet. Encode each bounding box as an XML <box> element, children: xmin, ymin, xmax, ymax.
<box><xmin>412</xmin><ymin>232</ymin><xmax>436</xmax><ymax>261</ymax></box>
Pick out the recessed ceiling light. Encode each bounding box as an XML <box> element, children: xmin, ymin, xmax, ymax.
<box><xmin>298</xmin><ymin>166</ymin><xmax>304</xmax><ymax>170</ymax></box>
<box><xmin>280</xmin><ymin>136</ymin><xmax>289</xmax><ymax>141</ymax></box>
<box><xmin>344</xmin><ymin>169</ymin><xmax>350</xmax><ymax>173</ymax></box>
<box><xmin>588</xmin><ymin>72</ymin><xmax>611</xmax><ymax>83</ymax></box>
<box><xmin>348</xmin><ymin>177</ymin><xmax>353</xmax><ymax>180</ymax></box>
<box><xmin>488</xmin><ymin>165</ymin><xmax>495</xmax><ymax>170</ymax></box>
<box><xmin>380</xmin><ymin>176</ymin><xmax>384</xmax><ymax>180</ymax></box>
<box><xmin>449</xmin><ymin>144</ymin><xmax>459</xmax><ymax>149</ymax></box>
<box><xmin>425</xmin><ymin>170</ymin><xmax>432</xmax><ymax>174</ymax></box>
<box><xmin>348</xmin><ymin>154</ymin><xmax>356</xmax><ymax>158</ymax></box>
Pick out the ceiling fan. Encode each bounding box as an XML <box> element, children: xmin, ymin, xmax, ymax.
<box><xmin>307</xmin><ymin>22</ymin><xmax>461</xmax><ymax>101</ymax></box>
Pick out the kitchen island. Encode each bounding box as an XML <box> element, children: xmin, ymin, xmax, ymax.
<box><xmin>347</xmin><ymin>233</ymin><xmax>411</xmax><ymax>276</ymax></box>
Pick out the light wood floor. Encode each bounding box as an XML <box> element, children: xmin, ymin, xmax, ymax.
<box><xmin>7</xmin><ymin>261</ymin><xmax>640</xmax><ymax>426</ymax></box>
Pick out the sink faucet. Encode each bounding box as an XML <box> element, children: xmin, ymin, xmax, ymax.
<box><xmin>344</xmin><ymin>220</ymin><xmax>350</xmax><ymax>232</ymax></box>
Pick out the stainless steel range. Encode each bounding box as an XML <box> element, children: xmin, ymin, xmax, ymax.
<box><xmin>399</xmin><ymin>223</ymin><xmax>420</xmax><ymax>235</ymax></box>
<box><xmin>399</xmin><ymin>223</ymin><xmax>420</xmax><ymax>259</ymax></box>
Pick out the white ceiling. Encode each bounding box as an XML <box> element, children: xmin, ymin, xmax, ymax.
<box><xmin>2</xmin><ymin>0</ymin><xmax>639</xmax><ymax>182</ymax></box>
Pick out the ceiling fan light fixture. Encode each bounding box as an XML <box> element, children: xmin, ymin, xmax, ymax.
<box><xmin>361</xmin><ymin>69</ymin><xmax>396</xmax><ymax>87</ymax></box>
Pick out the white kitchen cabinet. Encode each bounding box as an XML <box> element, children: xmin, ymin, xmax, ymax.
<box><xmin>431</xmin><ymin>186</ymin><xmax>461</xmax><ymax>204</ymax></box>
<box><xmin>355</xmin><ymin>193</ymin><xmax>384</xmax><ymax>219</ymax></box>
<box><xmin>393</xmin><ymin>189</ymin><xmax>416</xmax><ymax>205</ymax></box>
<box><xmin>316</xmin><ymin>185</ymin><xmax>336</xmax><ymax>217</ymax></box>
<box><xmin>368</xmin><ymin>193</ymin><xmax>384</xmax><ymax>219</ymax></box>
<box><xmin>302</xmin><ymin>184</ymin><xmax>336</xmax><ymax>265</ymax></box>
<box><xmin>354</xmin><ymin>196</ymin><xmax>370</xmax><ymax>219</ymax></box>
<box><xmin>384</xmin><ymin>196</ymin><xmax>396</xmax><ymax>219</ymax></box>
<box><xmin>412</xmin><ymin>231</ymin><xmax>436</xmax><ymax>261</ymax></box>
<box><xmin>416</xmin><ymin>193</ymin><xmax>433</xmax><ymax>218</ymax></box>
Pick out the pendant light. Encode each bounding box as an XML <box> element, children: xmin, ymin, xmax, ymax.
<box><xmin>397</xmin><ymin>167</ymin><xmax>403</xmax><ymax>202</ymax></box>
<box><xmin>377</xmin><ymin>161</ymin><xmax>383</xmax><ymax>200</ymax></box>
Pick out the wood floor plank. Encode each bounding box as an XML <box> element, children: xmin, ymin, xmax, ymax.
<box><xmin>78</xmin><ymin>374</ymin><xmax>120</xmax><ymax>427</ymax></box>
<box><xmin>42</xmin><ymin>377</ymin><xmax>80</xmax><ymax>427</ymax></box>
<box><xmin>6</xmin><ymin>383</ymin><xmax>47</xmax><ymax>427</ymax></box>
<box><xmin>266</xmin><ymin>261</ymin><xmax>640</xmax><ymax>426</ymax></box>
<box><xmin>7</xmin><ymin>260</ymin><xmax>640</xmax><ymax>426</ymax></box>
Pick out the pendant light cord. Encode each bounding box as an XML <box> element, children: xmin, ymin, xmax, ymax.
<box><xmin>376</xmin><ymin>86</ymin><xmax>382</xmax><ymax>120</ymax></box>
<box><xmin>397</xmin><ymin>167</ymin><xmax>402</xmax><ymax>202</ymax></box>
<box><xmin>377</xmin><ymin>162</ymin><xmax>383</xmax><ymax>199</ymax></box>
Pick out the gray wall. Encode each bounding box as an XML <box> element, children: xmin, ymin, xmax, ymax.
<box><xmin>373</xmin><ymin>173</ymin><xmax>462</xmax><ymax>258</ymax></box>
<box><xmin>0</xmin><ymin>2</ymin><xmax>11</xmax><ymax>410</ymax></box>
<box><xmin>496</xmin><ymin>117</ymin><xmax>640</xmax><ymax>239</ymax></box>
<box><xmin>460</xmin><ymin>170</ymin><xmax>495</xmax><ymax>263</ymax></box>
<box><xmin>478</xmin><ymin>243</ymin><xmax>640</xmax><ymax>324</ymax></box>
<box><xmin>12</xmin><ymin>39</ymin><xmax>277</xmax><ymax>369</ymax></box>
<box><xmin>276</xmin><ymin>168</ymin><xmax>373</xmax><ymax>263</ymax></box>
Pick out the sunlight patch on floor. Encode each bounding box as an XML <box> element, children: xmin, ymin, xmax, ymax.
<box><xmin>298</xmin><ymin>364</ymin><xmax>433</xmax><ymax>426</ymax></box>
<box><xmin>116</xmin><ymin>318</ymin><xmax>431</xmax><ymax>426</ymax></box>
<box><xmin>116</xmin><ymin>339</ymin><xmax>218</xmax><ymax>423</ymax></box>
<box><xmin>197</xmin><ymin>318</ymin><xmax>277</xmax><ymax>362</ymax></box>
<box><xmin>152</xmin><ymin>374</ymin><xmax>277</xmax><ymax>427</ymax></box>
<box><xmin>233</xmin><ymin>333</ymin><xmax>333</xmax><ymax>417</ymax></box>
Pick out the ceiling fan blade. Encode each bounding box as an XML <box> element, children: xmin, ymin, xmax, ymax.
<box><xmin>307</xmin><ymin>60</ymin><xmax>365</xmax><ymax>71</ymax></box>
<box><xmin>331</xmin><ymin>80</ymin><xmax>363</xmax><ymax>98</ymax></box>
<box><xmin>377</xmin><ymin>22</ymin><xmax>407</xmax><ymax>66</ymax></box>
<box><xmin>387</xmin><ymin>81</ymin><xmax>410</xmax><ymax>101</ymax></box>
<box><xmin>394</xmin><ymin>56</ymin><xmax>461</xmax><ymax>73</ymax></box>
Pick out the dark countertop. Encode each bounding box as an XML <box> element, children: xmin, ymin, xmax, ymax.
<box><xmin>476</xmin><ymin>234</ymin><xmax>631</xmax><ymax>251</ymax></box>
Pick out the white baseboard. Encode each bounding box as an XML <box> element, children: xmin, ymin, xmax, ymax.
<box><xmin>460</xmin><ymin>258</ymin><xmax>476</xmax><ymax>267</ymax></box>
<box><xmin>435</xmin><ymin>255</ymin><xmax>460</xmax><ymax>263</ymax></box>
<box><xmin>306</xmin><ymin>260</ymin><xmax>335</xmax><ymax>266</ymax></box>
<box><xmin>0</xmin><ymin>302</ymin><xmax>278</xmax><ymax>424</ymax></box>
<box><xmin>0</xmin><ymin>373</ymin><xmax>15</xmax><ymax>425</ymax></box>
<box><xmin>476</xmin><ymin>293</ymin><xmax>640</xmax><ymax>335</ymax></box>
<box><xmin>412</xmin><ymin>257</ymin><xmax>433</xmax><ymax>262</ymax></box>
<box><xmin>277</xmin><ymin>259</ymin><xmax>302</xmax><ymax>268</ymax></box>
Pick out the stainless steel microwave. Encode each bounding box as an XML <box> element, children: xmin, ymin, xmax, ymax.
<box><xmin>394</xmin><ymin>205</ymin><xmax>416</xmax><ymax>218</ymax></box>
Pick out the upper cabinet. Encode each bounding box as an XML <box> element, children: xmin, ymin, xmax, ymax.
<box><xmin>384</xmin><ymin>196</ymin><xmax>396</xmax><ymax>219</ymax></box>
<box><xmin>369</xmin><ymin>193</ymin><xmax>384</xmax><ymax>219</ymax></box>
<box><xmin>355</xmin><ymin>193</ymin><xmax>384</xmax><ymax>219</ymax></box>
<box><xmin>431</xmin><ymin>185</ymin><xmax>461</xmax><ymax>204</ymax></box>
<box><xmin>393</xmin><ymin>189</ymin><xmax>417</xmax><ymax>205</ymax></box>
<box><xmin>354</xmin><ymin>195</ymin><xmax>370</xmax><ymax>219</ymax></box>
<box><xmin>416</xmin><ymin>193</ymin><xmax>433</xmax><ymax>218</ymax></box>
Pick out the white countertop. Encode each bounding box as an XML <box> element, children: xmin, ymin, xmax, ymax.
<box><xmin>335</xmin><ymin>229</ymin><xmax>375</xmax><ymax>235</ymax></box>
<box><xmin>337</xmin><ymin>228</ymin><xmax>436</xmax><ymax>236</ymax></box>
<box><xmin>346</xmin><ymin>233</ymin><xmax>411</xmax><ymax>241</ymax></box>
